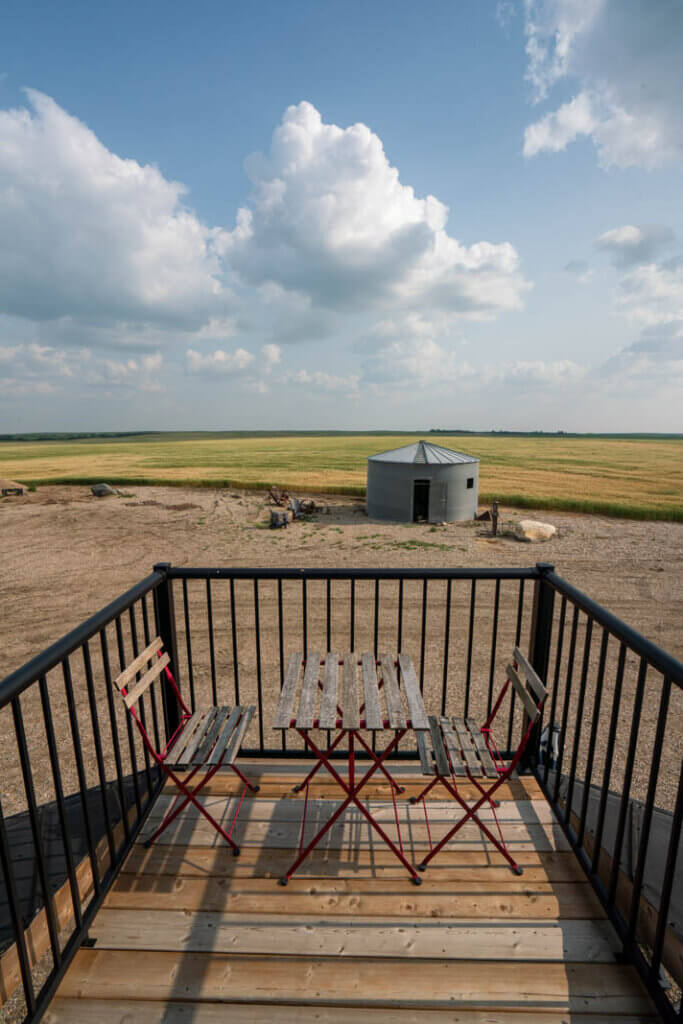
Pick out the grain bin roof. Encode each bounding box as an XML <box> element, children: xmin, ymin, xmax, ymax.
<box><xmin>368</xmin><ymin>441</ymin><xmax>479</xmax><ymax>465</ymax></box>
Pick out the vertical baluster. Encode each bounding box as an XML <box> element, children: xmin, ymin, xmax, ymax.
<box><xmin>373</xmin><ymin>579</ymin><xmax>379</xmax><ymax>656</ymax></box>
<box><xmin>230</xmin><ymin>578</ymin><xmax>241</xmax><ymax>706</ymax></box>
<box><xmin>206</xmin><ymin>579</ymin><xmax>218</xmax><ymax>705</ymax></box>
<box><xmin>12</xmin><ymin>696</ymin><xmax>62</xmax><ymax>969</ymax></box>
<box><xmin>650</xmin><ymin>757</ymin><xmax>682</xmax><ymax>983</ymax></box>
<box><xmin>302</xmin><ymin>577</ymin><xmax>308</xmax><ymax>653</ymax></box>
<box><xmin>608</xmin><ymin>657</ymin><xmax>648</xmax><ymax>911</ymax></box>
<box><xmin>564</xmin><ymin>617</ymin><xmax>593</xmax><ymax>827</ymax></box>
<box><xmin>543</xmin><ymin>596</ymin><xmax>567</xmax><ymax>786</ymax></box>
<box><xmin>591</xmin><ymin>643</ymin><xmax>627</xmax><ymax>876</ymax></box>
<box><xmin>0</xmin><ymin>793</ymin><xmax>36</xmax><ymax>1014</ymax></box>
<box><xmin>81</xmin><ymin>640</ymin><xmax>116</xmax><ymax>861</ymax></box>
<box><xmin>99</xmin><ymin>628</ymin><xmax>130</xmax><ymax>842</ymax></box>
<box><xmin>61</xmin><ymin>657</ymin><xmax>101</xmax><ymax>897</ymax></box>
<box><xmin>397</xmin><ymin>579</ymin><xmax>403</xmax><ymax>652</ymax></box>
<box><xmin>38</xmin><ymin>674</ymin><xmax>82</xmax><ymax>928</ymax></box>
<box><xmin>125</xmin><ymin>610</ymin><xmax>153</xmax><ymax>788</ymax></box>
<box><xmin>141</xmin><ymin>595</ymin><xmax>162</xmax><ymax>756</ymax></box>
<box><xmin>552</xmin><ymin>605</ymin><xmax>579</xmax><ymax>805</ymax></box>
<box><xmin>254</xmin><ymin>579</ymin><xmax>264</xmax><ymax>751</ymax></box>
<box><xmin>277</xmin><ymin>578</ymin><xmax>286</xmax><ymax>752</ymax></box>
<box><xmin>464</xmin><ymin>579</ymin><xmax>476</xmax><ymax>718</ymax></box>
<box><xmin>441</xmin><ymin>578</ymin><xmax>452</xmax><ymax>716</ymax></box>
<box><xmin>577</xmin><ymin>628</ymin><xmax>609</xmax><ymax>847</ymax></box>
<box><xmin>181</xmin><ymin>579</ymin><xmax>197</xmax><ymax>712</ymax></box>
<box><xmin>627</xmin><ymin>676</ymin><xmax>672</xmax><ymax>945</ymax></box>
<box><xmin>350</xmin><ymin>578</ymin><xmax>355</xmax><ymax>651</ymax></box>
<box><xmin>115</xmin><ymin>617</ymin><xmax>142</xmax><ymax>818</ymax></box>
<box><xmin>487</xmin><ymin>578</ymin><xmax>501</xmax><ymax>715</ymax></box>
<box><xmin>507</xmin><ymin>579</ymin><xmax>525</xmax><ymax>751</ymax></box>
<box><xmin>419</xmin><ymin>579</ymin><xmax>428</xmax><ymax>694</ymax></box>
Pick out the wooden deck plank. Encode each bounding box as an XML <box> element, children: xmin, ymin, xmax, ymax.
<box><xmin>45</xmin><ymin>999</ymin><xmax>659</xmax><ymax>1023</ymax></box>
<box><xmin>148</xmin><ymin>794</ymin><xmax>559</xmax><ymax>825</ymax></box>
<box><xmin>106</xmin><ymin>877</ymin><xmax>605</xmax><ymax>919</ymax></box>
<box><xmin>297</xmin><ymin>653</ymin><xmax>321</xmax><ymax>729</ymax></box>
<box><xmin>318</xmin><ymin>652</ymin><xmax>339</xmax><ymax>729</ymax></box>
<box><xmin>55</xmin><ymin>951</ymin><xmax>654</xmax><ymax>1014</ymax></box>
<box><xmin>361</xmin><ymin>653</ymin><xmax>383</xmax><ymax>730</ymax></box>
<box><xmin>91</xmin><ymin>909</ymin><xmax>620</xmax><ymax>961</ymax></box>
<box><xmin>273</xmin><ymin>653</ymin><xmax>302</xmax><ymax>729</ymax></box>
<box><xmin>120</xmin><ymin>844</ymin><xmax>585</xmax><ymax>882</ymax></box>
<box><xmin>137</xmin><ymin>816</ymin><xmax>572</xmax><ymax>852</ymax></box>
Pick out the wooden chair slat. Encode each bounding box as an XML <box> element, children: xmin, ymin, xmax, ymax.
<box><xmin>114</xmin><ymin>637</ymin><xmax>163</xmax><ymax>691</ymax></box>
<box><xmin>123</xmin><ymin>652</ymin><xmax>170</xmax><ymax>709</ymax></box>
<box><xmin>428</xmin><ymin>715</ymin><xmax>449</xmax><ymax>777</ymax></box>
<box><xmin>398</xmin><ymin>654</ymin><xmax>429</xmax><ymax>730</ymax></box>
<box><xmin>181</xmin><ymin>709</ymin><xmax>216</xmax><ymax>765</ymax></box>
<box><xmin>273</xmin><ymin>653</ymin><xmax>302</xmax><ymax>729</ymax></box>
<box><xmin>297</xmin><ymin>653</ymin><xmax>321</xmax><ymax>729</ymax></box>
<box><xmin>439</xmin><ymin>717</ymin><xmax>467</xmax><ymax>776</ymax></box>
<box><xmin>194</xmin><ymin>706</ymin><xmax>231</xmax><ymax>764</ymax></box>
<box><xmin>361</xmin><ymin>653</ymin><xmax>383</xmax><ymax>730</ymax></box>
<box><xmin>318</xmin><ymin>652</ymin><xmax>339</xmax><ymax>729</ymax></box>
<box><xmin>507</xmin><ymin>664</ymin><xmax>541</xmax><ymax>723</ymax></box>
<box><xmin>416</xmin><ymin>729</ymin><xmax>434</xmax><ymax>775</ymax></box>
<box><xmin>165</xmin><ymin>711</ymin><xmax>205</xmax><ymax>764</ymax></box>
<box><xmin>225</xmin><ymin>705</ymin><xmax>255</xmax><ymax>764</ymax></box>
<box><xmin>465</xmin><ymin>717</ymin><xmax>498</xmax><ymax>777</ymax></box>
<box><xmin>379</xmin><ymin>655</ymin><xmax>406</xmax><ymax>730</ymax></box>
<box><xmin>513</xmin><ymin>646</ymin><xmax>548</xmax><ymax>701</ymax></box>
<box><xmin>207</xmin><ymin>706</ymin><xmax>243</xmax><ymax>765</ymax></box>
<box><xmin>341</xmin><ymin>654</ymin><xmax>360</xmax><ymax>730</ymax></box>
<box><xmin>452</xmin><ymin>717</ymin><xmax>482</xmax><ymax>776</ymax></box>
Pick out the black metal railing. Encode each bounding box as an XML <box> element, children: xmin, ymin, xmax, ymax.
<box><xmin>0</xmin><ymin>561</ymin><xmax>681</xmax><ymax>1022</ymax></box>
<box><xmin>0</xmin><ymin>571</ymin><xmax>170</xmax><ymax>1022</ymax></box>
<box><xmin>530</xmin><ymin>565</ymin><xmax>683</xmax><ymax>1022</ymax></box>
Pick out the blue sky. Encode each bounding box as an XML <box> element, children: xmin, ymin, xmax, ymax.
<box><xmin>1</xmin><ymin>0</ymin><xmax>681</xmax><ymax>432</ymax></box>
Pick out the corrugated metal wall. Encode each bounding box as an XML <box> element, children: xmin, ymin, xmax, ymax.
<box><xmin>366</xmin><ymin>460</ymin><xmax>479</xmax><ymax>522</ymax></box>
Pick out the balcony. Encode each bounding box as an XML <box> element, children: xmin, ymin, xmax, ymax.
<box><xmin>1</xmin><ymin>565</ymin><xmax>681</xmax><ymax>1021</ymax></box>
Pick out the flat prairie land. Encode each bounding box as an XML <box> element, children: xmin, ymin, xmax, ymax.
<box><xmin>1</xmin><ymin>432</ymin><xmax>682</xmax><ymax>519</ymax></box>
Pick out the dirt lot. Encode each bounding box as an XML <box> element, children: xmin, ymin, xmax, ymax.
<box><xmin>1</xmin><ymin>484</ymin><xmax>681</xmax><ymax>676</ymax></box>
<box><xmin>0</xmin><ymin>484</ymin><xmax>681</xmax><ymax>822</ymax></box>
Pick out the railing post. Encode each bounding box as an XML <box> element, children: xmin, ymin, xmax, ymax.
<box><xmin>153</xmin><ymin>562</ymin><xmax>181</xmax><ymax>740</ymax></box>
<box><xmin>522</xmin><ymin>562</ymin><xmax>555</xmax><ymax>771</ymax></box>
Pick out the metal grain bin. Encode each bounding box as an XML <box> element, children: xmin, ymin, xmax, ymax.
<box><xmin>366</xmin><ymin>440</ymin><xmax>479</xmax><ymax>523</ymax></box>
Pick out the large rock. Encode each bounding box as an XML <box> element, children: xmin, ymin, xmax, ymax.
<box><xmin>91</xmin><ymin>483</ymin><xmax>118</xmax><ymax>497</ymax></box>
<box><xmin>507</xmin><ymin>518</ymin><xmax>556</xmax><ymax>542</ymax></box>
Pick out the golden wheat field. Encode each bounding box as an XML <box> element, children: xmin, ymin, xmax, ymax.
<box><xmin>1</xmin><ymin>433</ymin><xmax>682</xmax><ymax>519</ymax></box>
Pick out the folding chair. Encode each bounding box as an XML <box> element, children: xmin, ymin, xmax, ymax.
<box><xmin>112</xmin><ymin>636</ymin><xmax>259</xmax><ymax>854</ymax></box>
<box><xmin>412</xmin><ymin>646</ymin><xmax>548</xmax><ymax>875</ymax></box>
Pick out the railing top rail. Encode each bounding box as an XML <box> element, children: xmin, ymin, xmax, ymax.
<box><xmin>166</xmin><ymin>566</ymin><xmax>541</xmax><ymax>582</ymax></box>
<box><xmin>0</xmin><ymin>571</ymin><xmax>164</xmax><ymax>708</ymax></box>
<box><xmin>545</xmin><ymin>568</ymin><xmax>683</xmax><ymax>688</ymax></box>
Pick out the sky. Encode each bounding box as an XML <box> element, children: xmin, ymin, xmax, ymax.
<box><xmin>0</xmin><ymin>0</ymin><xmax>682</xmax><ymax>433</ymax></box>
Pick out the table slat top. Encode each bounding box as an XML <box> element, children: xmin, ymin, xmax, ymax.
<box><xmin>273</xmin><ymin>652</ymin><xmax>428</xmax><ymax>732</ymax></box>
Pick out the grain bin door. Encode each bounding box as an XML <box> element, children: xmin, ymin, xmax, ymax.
<box><xmin>413</xmin><ymin>480</ymin><xmax>430</xmax><ymax>522</ymax></box>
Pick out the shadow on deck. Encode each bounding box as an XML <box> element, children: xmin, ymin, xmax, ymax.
<box><xmin>45</xmin><ymin>761</ymin><xmax>657</xmax><ymax>1023</ymax></box>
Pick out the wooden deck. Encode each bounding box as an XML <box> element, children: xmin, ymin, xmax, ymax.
<box><xmin>45</xmin><ymin>763</ymin><xmax>657</xmax><ymax>1023</ymax></box>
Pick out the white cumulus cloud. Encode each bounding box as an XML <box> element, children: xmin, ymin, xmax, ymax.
<box><xmin>521</xmin><ymin>0</ymin><xmax>683</xmax><ymax>167</ymax></box>
<box><xmin>224</xmin><ymin>101</ymin><xmax>530</xmax><ymax>320</ymax></box>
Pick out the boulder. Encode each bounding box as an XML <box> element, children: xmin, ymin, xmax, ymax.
<box><xmin>506</xmin><ymin>518</ymin><xmax>556</xmax><ymax>542</ymax></box>
<box><xmin>91</xmin><ymin>483</ymin><xmax>118</xmax><ymax>497</ymax></box>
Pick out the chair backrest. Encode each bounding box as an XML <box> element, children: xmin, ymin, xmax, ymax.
<box><xmin>506</xmin><ymin>645</ymin><xmax>548</xmax><ymax>726</ymax></box>
<box><xmin>113</xmin><ymin>636</ymin><xmax>170</xmax><ymax>709</ymax></box>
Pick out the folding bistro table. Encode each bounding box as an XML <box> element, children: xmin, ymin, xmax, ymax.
<box><xmin>273</xmin><ymin>651</ymin><xmax>429</xmax><ymax>885</ymax></box>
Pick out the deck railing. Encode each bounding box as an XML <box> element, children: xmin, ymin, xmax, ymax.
<box><xmin>0</xmin><ymin>561</ymin><xmax>681</xmax><ymax>1021</ymax></box>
